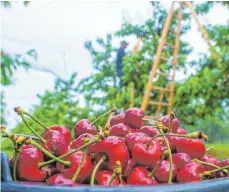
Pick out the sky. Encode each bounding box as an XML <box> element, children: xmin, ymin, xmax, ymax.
<box><xmin>1</xmin><ymin>1</ymin><xmax>228</xmax><ymax>128</ymax></box>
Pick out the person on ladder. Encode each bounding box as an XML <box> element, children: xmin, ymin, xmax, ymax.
<box><xmin>116</xmin><ymin>40</ymin><xmax>129</xmax><ymax>88</ymax></box>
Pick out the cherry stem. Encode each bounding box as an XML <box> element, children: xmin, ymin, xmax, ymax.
<box><xmin>194</xmin><ymin>159</ymin><xmax>228</xmax><ymax>174</ymax></box>
<box><xmin>38</xmin><ymin>139</ymin><xmax>99</xmax><ymax>167</ymax></box>
<box><xmin>92</xmin><ymin>108</ymin><xmax>116</xmax><ymax>125</ymax></box>
<box><xmin>202</xmin><ymin>165</ymin><xmax>229</xmax><ymax>175</ymax></box>
<box><xmin>20</xmin><ymin>114</ymin><xmax>47</xmax><ymax>143</ymax></box>
<box><xmin>13</xmin><ymin>151</ymin><xmax>19</xmax><ymax>181</ymax></box>
<box><xmin>206</xmin><ymin>146</ymin><xmax>214</xmax><ymax>152</ymax></box>
<box><xmin>142</xmin><ymin>118</ymin><xmax>157</xmax><ymax>125</ymax></box>
<box><xmin>90</xmin><ymin>155</ymin><xmax>107</xmax><ymax>185</ymax></box>
<box><xmin>108</xmin><ymin>173</ymin><xmax>117</xmax><ymax>186</ymax></box>
<box><xmin>72</xmin><ymin>147</ymin><xmax>88</xmax><ymax>182</ymax></box>
<box><xmin>158</xmin><ymin>129</ymin><xmax>173</xmax><ymax>184</ymax></box>
<box><xmin>22</xmin><ymin>111</ymin><xmax>51</xmax><ymax>131</ymax></box>
<box><xmin>148</xmin><ymin>150</ymin><xmax>168</xmax><ymax>178</ymax></box>
<box><xmin>29</xmin><ymin>140</ymin><xmax>71</xmax><ymax>166</ymax></box>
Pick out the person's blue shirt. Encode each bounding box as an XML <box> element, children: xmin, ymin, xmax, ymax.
<box><xmin>116</xmin><ymin>47</ymin><xmax>125</xmax><ymax>69</ymax></box>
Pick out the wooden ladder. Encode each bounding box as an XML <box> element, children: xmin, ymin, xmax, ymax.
<box><xmin>141</xmin><ymin>2</ymin><xmax>183</xmax><ymax>118</ymax></box>
<box><xmin>141</xmin><ymin>1</ymin><xmax>221</xmax><ymax>119</ymax></box>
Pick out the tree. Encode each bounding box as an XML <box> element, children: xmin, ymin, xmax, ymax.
<box><xmin>79</xmin><ymin>2</ymin><xmax>229</xmax><ymax>141</ymax></box>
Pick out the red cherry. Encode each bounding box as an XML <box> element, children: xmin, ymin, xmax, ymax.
<box><xmin>154</xmin><ymin>160</ymin><xmax>177</xmax><ymax>183</ymax></box>
<box><xmin>123</xmin><ymin>159</ymin><xmax>136</xmax><ymax>177</ymax></box>
<box><xmin>127</xmin><ymin>167</ymin><xmax>158</xmax><ymax>185</ymax></box>
<box><xmin>125</xmin><ymin>132</ymin><xmax>151</xmax><ymax>151</ymax></box>
<box><xmin>95</xmin><ymin>170</ymin><xmax>126</xmax><ymax>185</ymax></box>
<box><xmin>71</xmin><ymin>133</ymin><xmax>94</xmax><ymax>153</ymax></box>
<box><xmin>124</xmin><ymin>108</ymin><xmax>144</xmax><ymax>129</ymax></box>
<box><xmin>140</xmin><ymin>126</ymin><xmax>159</xmax><ymax>137</ymax></box>
<box><xmin>89</xmin><ymin>136</ymin><xmax>129</xmax><ymax>170</ymax></box>
<box><xmin>173</xmin><ymin>127</ymin><xmax>188</xmax><ymax>134</ymax></box>
<box><xmin>201</xmin><ymin>155</ymin><xmax>220</xmax><ymax>178</ymax></box>
<box><xmin>110</xmin><ymin>113</ymin><xmax>125</xmax><ymax>127</ymax></box>
<box><xmin>177</xmin><ymin>162</ymin><xmax>206</xmax><ymax>183</ymax></box>
<box><xmin>201</xmin><ymin>155</ymin><xmax>220</xmax><ymax>170</ymax></box>
<box><xmin>172</xmin><ymin>153</ymin><xmax>191</xmax><ymax>170</ymax></box>
<box><xmin>41</xmin><ymin>130</ymin><xmax>69</xmax><ymax>156</ymax></box>
<box><xmin>129</xmin><ymin>128</ymin><xmax>141</xmax><ymax>133</ymax></box>
<box><xmin>46</xmin><ymin>173</ymin><xmax>78</xmax><ymax>186</ymax></box>
<box><xmin>56</xmin><ymin>150</ymin><xmax>92</xmax><ymax>182</ymax></box>
<box><xmin>109</xmin><ymin>123</ymin><xmax>129</xmax><ymax>137</ymax></box>
<box><xmin>132</xmin><ymin>141</ymin><xmax>162</xmax><ymax>167</ymax></box>
<box><xmin>74</xmin><ymin>119</ymin><xmax>97</xmax><ymax>138</ymax></box>
<box><xmin>43</xmin><ymin>125</ymin><xmax>72</xmax><ymax>144</ymax></box>
<box><xmin>160</xmin><ymin>115</ymin><xmax>180</xmax><ymax>132</ymax></box>
<box><xmin>167</xmin><ymin>136</ymin><xmax>179</xmax><ymax>152</ymax></box>
<box><xmin>17</xmin><ymin>145</ymin><xmax>47</xmax><ymax>181</ymax></box>
<box><xmin>221</xmin><ymin>159</ymin><xmax>229</xmax><ymax>170</ymax></box>
<box><xmin>176</xmin><ymin>138</ymin><xmax>206</xmax><ymax>159</ymax></box>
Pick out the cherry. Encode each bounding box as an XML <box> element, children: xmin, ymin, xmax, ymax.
<box><xmin>17</xmin><ymin>145</ymin><xmax>47</xmax><ymax>182</ymax></box>
<box><xmin>89</xmin><ymin>136</ymin><xmax>129</xmax><ymax>170</ymax></box>
<box><xmin>95</xmin><ymin>170</ymin><xmax>125</xmax><ymax>185</ymax></box>
<box><xmin>140</xmin><ymin>126</ymin><xmax>159</xmax><ymax>137</ymax></box>
<box><xmin>160</xmin><ymin>115</ymin><xmax>180</xmax><ymax>132</ymax></box>
<box><xmin>177</xmin><ymin>162</ymin><xmax>206</xmax><ymax>183</ymax></box>
<box><xmin>46</xmin><ymin>173</ymin><xmax>78</xmax><ymax>186</ymax></box>
<box><xmin>123</xmin><ymin>159</ymin><xmax>136</xmax><ymax>177</ymax></box>
<box><xmin>167</xmin><ymin>136</ymin><xmax>179</xmax><ymax>152</ymax></box>
<box><xmin>124</xmin><ymin>108</ymin><xmax>144</xmax><ymax>129</ymax></box>
<box><xmin>173</xmin><ymin>127</ymin><xmax>188</xmax><ymax>134</ymax></box>
<box><xmin>109</xmin><ymin>123</ymin><xmax>129</xmax><ymax>137</ymax></box>
<box><xmin>176</xmin><ymin>138</ymin><xmax>206</xmax><ymax>159</ymax></box>
<box><xmin>201</xmin><ymin>155</ymin><xmax>220</xmax><ymax>170</ymax></box>
<box><xmin>154</xmin><ymin>160</ymin><xmax>177</xmax><ymax>183</ymax></box>
<box><xmin>221</xmin><ymin>159</ymin><xmax>229</xmax><ymax>170</ymax></box>
<box><xmin>132</xmin><ymin>141</ymin><xmax>162</xmax><ymax>167</ymax></box>
<box><xmin>71</xmin><ymin>133</ymin><xmax>95</xmax><ymax>153</ymax></box>
<box><xmin>125</xmin><ymin>132</ymin><xmax>151</xmax><ymax>151</ymax></box>
<box><xmin>172</xmin><ymin>153</ymin><xmax>191</xmax><ymax>170</ymax></box>
<box><xmin>43</xmin><ymin>125</ymin><xmax>72</xmax><ymax>144</ymax></box>
<box><xmin>41</xmin><ymin>130</ymin><xmax>69</xmax><ymax>157</ymax></box>
<box><xmin>56</xmin><ymin>150</ymin><xmax>92</xmax><ymax>182</ymax></box>
<box><xmin>129</xmin><ymin>128</ymin><xmax>141</xmax><ymax>133</ymax></box>
<box><xmin>110</xmin><ymin>113</ymin><xmax>125</xmax><ymax>127</ymax></box>
<box><xmin>127</xmin><ymin>167</ymin><xmax>158</xmax><ymax>185</ymax></box>
<box><xmin>74</xmin><ymin>119</ymin><xmax>97</xmax><ymax>138</ymax></box>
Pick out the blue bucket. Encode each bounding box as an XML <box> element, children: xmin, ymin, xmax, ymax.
<box><xmin>1</xmin><ymin>152</ymin><xmax>229</xmax><ymax>192</ymax></box>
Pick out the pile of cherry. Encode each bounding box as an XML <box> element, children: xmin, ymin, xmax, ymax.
<box><xmin>1</xmin><ymin>107</ymin><xmax>229</xmax><ymax>187</ymax></box>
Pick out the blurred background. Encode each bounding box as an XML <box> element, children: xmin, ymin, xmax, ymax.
<box><xmin>1</xmin><ymin>1</ymin><xmax>229</xmax><ymax>158</ymax></box>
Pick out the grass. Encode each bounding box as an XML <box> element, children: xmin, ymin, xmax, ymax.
<box><xmin>206</xmin><ymin>143</ymin><xmax>229</xmax><ymax>160</ymax></box>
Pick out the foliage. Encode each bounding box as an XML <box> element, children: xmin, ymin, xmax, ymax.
<box><xmin>206</xmin><ymin>143</ymin><xmax>229</xmax><ymax>160</ymax></box>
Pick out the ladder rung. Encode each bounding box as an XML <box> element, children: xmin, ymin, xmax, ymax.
<box><xmin>148</xmin><ymin>101</ymin><xmax>169</xmax><ymax>106</ymax></box>
<box><xmin>144</xmin><ymin>116</ymin><xmax>160</xmax><ymax>120</ymax></box>
<box><xmin>164</xmin><ymin>42</ymin><xmax>174</xmax><ymax>49</ymax></box>
<box><xmin>157</xmin><ymin>71</ymin><xmax>169</xmax><ymax>77</ymax></box>
<box><xmin>152</xmin><ymin>86</ymin><xmax>170</xmax><ymax>92</ymax></box>
<box><xmin>161</xmin><ymin>56</ymin><xmax>170</xmax><ymax>62</ymax></box>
